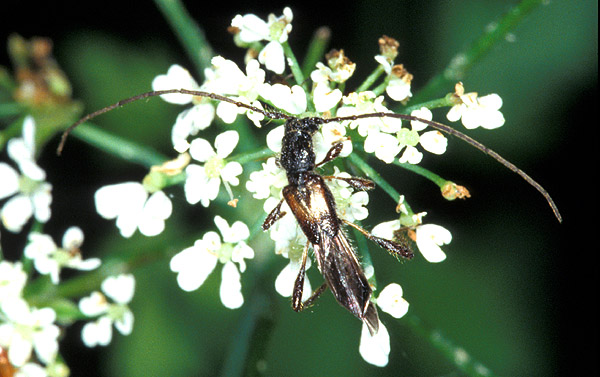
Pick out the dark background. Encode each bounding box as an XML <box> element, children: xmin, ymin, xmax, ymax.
<box><xmin>1</xmin><ymin>0</ymin><xmax>597</xmax><ymax>376</ymax></box>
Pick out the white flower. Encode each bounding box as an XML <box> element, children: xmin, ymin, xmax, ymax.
<box><xmin>274</xmin><ymin>260</ymin><xmax>312</xmax><ymax>301</ymax></box>
<box><xmin>263</xmin><ymin>200</ymin><xmax>305</xmax><ymax>256</ymax></box>
<box><xmin>327</xmin><ymin>168</ymin><xmax>370</xmax><ymax>222</ymax></box>
<box><xmin>359</xmin><ymin>319</ymin><xmax>391</xmax><ymax>367</ymax></box>
<box><xmin>184</xmin><ymin>130</ymin><xmax>243</xmax><ymax>207</ymax></box>
<box><xmin>312</xmin><ymin>82</ymin><xmax>343</xmax><ymax>112</ymax></box>
<box><xmin>258</xmin><ymin>41</ymin><xmax>286</xmax><ymax>74</ymax></box>
<box><xmin>0</xmin><ymin>261</ymin><xmax>27</xmax><ymax>301</ymax></box>
<box><xmin>152</xmin><ymin>64</ymin><xmax>200</xmax><ymax>105</ymax></box>
<box><xmin>245</xmin><ymin>157</ymin><xmax>288</xmax><ymax>200</ymax></box>
<box><xmin>337</xmin><ymin>92</ymin><xmax>402</xmax><ymax>136</ymax></box>
<box><xmin>398</xmin><ymin>145</ymin><xmax>423</xmax><ymax>164</ymax></box>
<box><xmin>313</xmin><ymin>122</ymin><xmax>353</xmax><ymax>163</ymax></box>
<box><xmin>446</xmin><ymin>86</ymin><xmax>505</xmax><ymax>130</ymax></box>
<box><xmin>259</xmin><ymin>84</ymin><xmax>307</xmax><ymax>115</ymax></box>
<box><xmin>79</xmin><ymin>274</ymin><xmax>135</xmax><ymax>347</ymax></box>
<box><xmin>24</xmin><ymin>227</ymin><xmax>101</xmax><ymax>284</ymax></box>
<box><xmin>364</xmin><ymin>131</ymin><xmax>402</xmax><ymax>164</ymax></box>
<box><xmin>0</xmin><ymin>298</ymin><xmax>59</xmax><ymax>367</ymax></box>
<box><xmin>419</xmin><ymin>131</ymin><xmax>448</xmax><ymax>155</ymax></box>
<box><xmin>0</xmin><ymin>116</ymin><xmax>52</xmax><ymax>233</ymax></box>
<box><xmin>375</xmin><ymin>56</ymin><xmax>413</xmax><ymax>102</ymax></box>
<box><xmin>14</xmin><ymin>362</ymin><xmax>47</xmax><ymax>377</ymax></box>
<box><xmin>372</xmin><ymin>219</ymin><xmax>450</xmax><ymax>263</ymax></box>
<box><xmin>152</xmin><ymin>65</ymin><xmax>214</xmax><ymax>153</ymax></box>
<box><xmin>231</xmin><ymin>7</ymin><xmax>293</xmax><ymax>74</ymax></box>
<box><xmin>169</xmin><ymin>216</ymin><xmax>254</xmax><ymax>309</ymax></box>
<box><xmin>415</xmin><ymin>224</ymin><xmax>452</xmax><ymax>263</ymax></box>
<box><xmin>95</xmin><ymin>183</ymin><xmax>172</xmax><ymax>238</ymax></box>
<box><xmin>398</xmin><ymin>107</ymin><xmax>448</xmax><ymax>163</ymax></box>
<box><xmin>377</xmin><ymin>283</ymin><xmax>409</xmax><ymax>319</ymax></box>
<box><xmin>203</xmin><ymin>57</ymin><xmax>267</xmax><ymax>125</ymax></box>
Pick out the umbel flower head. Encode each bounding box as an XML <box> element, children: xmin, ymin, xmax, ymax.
<box><xmin>139</xmin><ymin>5</ymin><xmax>510</xmax><ymax>367</ymax></box>
<box><xmin>32</xmin><ymin>5</ymin><xmax>516</xmax><ymax>370</ymax></box>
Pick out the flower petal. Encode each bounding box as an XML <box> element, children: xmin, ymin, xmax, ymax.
<box><xmin>220</xmin><ymin>261</ymin><xmax>244</xmax><ymax>309</ymax></box>
<box><xmin>359</xmin><ymin>320</ymin><xmax>391</xmax><ymax>367</ymax></box>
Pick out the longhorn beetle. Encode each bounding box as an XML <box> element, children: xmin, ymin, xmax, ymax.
<box><xmin>57</xmin><ymin>88</ymin><xmax>562</xmax><ymax>334</ymax></box>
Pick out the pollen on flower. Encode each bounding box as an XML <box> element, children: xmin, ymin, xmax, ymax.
<box><xmin>378</xmin><ymin>35</ymin><xmax>400</xmax><ymax>60</ymax></box>
<box><xmin>441</xmin><ymin>182</ymin><xmax>471</xmax><ymax>200</ymax></box>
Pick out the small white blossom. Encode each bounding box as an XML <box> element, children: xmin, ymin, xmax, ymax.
<box><xmin>24</xmin><ymin>227</ymin><xmax>101</xmax><ymax>284</ymax></box>
<box><xmin>14</xmin><ymin>362</ymin><xmax>47</xmax><ymax>377</ymax></box>
<box><xmin>95</xmin><ymin>183</ymin><xmax>172</xmax><ymax>238</ymax></box>
<box><xmin>398</xmin><ymin>145</ymin><xmax>423</xmax><ymax>164</ymax></box>
<box><xmin>0</xmin><ymin>261</ymin><xmax>27</xmax><ymax>301</ymax></box>
<box><xmin>79</xmin><ymin>274</ymin><xmax>135</xmax><ymax>347</ymax></box>
<box><xmin>446</xmin><ymin>84</ymin><xmax>505</xmax><ymax>129</ymax></box>
<box><xmin>313</xmin><ymin>122</ymin><xmax>353</xmax><ymax>163</ymax></box>
<box><xmin>245</xmin><ymin>157</ymin><xmax>288</xmax><ymax>200</ymax></box>
<box><xmin>203</xmin><ymin>57</ymin><xmax>267</xmax><ymax>126</ymax></box>
<box><xmin>274</xmin><ymin>260</ymin><xmax>312</xmax><ymax>301</ymax></box>
<box><xmin>169</xmin><ymin>216</ymin><xmax>254</xmax><ymax>309</ymax></box>
<box><xmin>372</xmin><ymin>219</ymin><xmax>450</xmax><ymax>263</ymax></box>
<box><xmin>364</xmin><ymin>131</ymin><xmax>402</xmax><ymax>164</ymax></box>
<box><xmin>231</xmin><ymin>7</ymin><xmax>293</xmax><ymax>74</ymax></box>
<box><xmin>0</xmin><ymin>117</ymin><xmax>52</xmax><ymax>233</ymax></box>
<box><xmin>152</xmin><ymin>64</ymin><xmax>200</xmax><ymax>105</ymax></box>
<box><xmin>377</xmin><ymin>283</ymin><xmax>409</xmax><ymax>319</ymax></box>
<box><xmin>0</xmin><ymin>298</ymin><xmax>59</xmax><ymax>367</ymax></box>
<box><xmin>359</xmin><ymin>319</ymin><xmax>391</xmax><ymax>367</ymax></box>
<box><xmin>375</xmin><ymin>56</ymin><xmax>413</xmax><ymax>102</ymax></box>
<box><xmin>398</xmin><ymin>107</ymin><xmax>448</xmax><ymax>163</ymax></box>
<box><xmin>312</xmin><ymin>82</ymin><xmax>343</xmax><ymax>112</ymax></box>
<box><xmin>152</xmin><ymin>64</ymin><xmax>214</xmax><ymax>153</ymax></box>
<box><xmin>327</xmin><ymin>168</ymin><xmax>370</xmax><ymax>222</ymax></box>
<box><xmin>260</xmin><ymin>83</ymin><xmax>307</xmax><ymax>115</ymax></box>
<box><xmin>415</xmin><ymin>224</ymin><xmax>452</xmax><ymax>263</ymax></box>
<box><xmin>184</xmin><ymin>130</ymin><xmax>243</xmax><ymax>207</ymax></box>
<box><xmin>337</xmin><ymin>92</ymin><xmax>402</xmax><ymax>136</ymax></box>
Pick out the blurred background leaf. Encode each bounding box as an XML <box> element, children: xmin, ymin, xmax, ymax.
<box><xmin>1</xmin><ymin>0</ymin><xmax>596</xmax><ymax>376</ymax></box>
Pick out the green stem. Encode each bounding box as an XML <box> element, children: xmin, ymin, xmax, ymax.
<box><xmin>347</xmin><ymin>152</ymin><xmax>414</xmax><ymax>215</ymax></box>
<box><xmin>71</xmin><ymin>123</ymin><xmax>168</xmax><ymax>168</ymax></box>
<box><xmin>405</xmin><ymin>312</ymin><xmax>498</xmax><ymax>377</ymax></box>
<box><xmin>394</xmin><ymin>162</ymin><xmax>447</xmax><ymax>188</ymax></box>
<box><xmin>0</xmin><ymin>102</ymin><xmax>23</xmax><ymax>118</ymax></box>
<box><xmin>229</xmin><ymin>147</ymin><xmax>274</xmax><ymax>165</ymax></box>
<box><xmin>400</xmin><ymin>96</ymin><xmax>455</xmax><ymax>115</ymax></box>
<box><xmin>282</xmin><ymin>41</ymin><xmax>310</xmax><ymax>109</ymax></box>
<box><xmin>153</xmin><ymin>0</ymin><xmax>214</xmax><ymax>80</ymax></box>
<box><xmin>411</xmin><ymin>0</ymin><xmax>545</xmax><ymax>104</ymax></box>
<box><xmin>301</xmin><ymin>27</ymin><xmax>331</xmax><ymax>78</ymax></box>
<box><xmin>219</xmin><ymin>290</ymin><xmax>275</xmax><ymax>377</ymax></box>
<box><xmin>356</xmin><ymin>65</ymin><xmax>386</xmax><ymax>93</ymax></box>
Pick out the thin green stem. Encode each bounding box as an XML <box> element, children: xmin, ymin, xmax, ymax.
<box><xmin>282</xmin><ymin>41</ymin><xmax>310</xmax><ymax>106</ymax></box>
<box><xmin>405</xmin><ymin>312</ymin><xmax>498</xmax><ymax>377</ymax></box>
<box><xmin>411</xmin><ymin>0</ymin><xmax>545</xmax><ymax>104</ymax></box>
<box><xmin>0</xmin><ymin>102</ymin><xmax>23</xmax><ymax>118</ymax></box>
<box><xmin>400</xmin><ymin>96</ymin><xmax>455</xmax><ymax>115</ymax></box>
<box><xmin>71</xmin><ymin>123</ymin><xmax>168</xmax><ymax>168</ymax></box>
<box><xmin>153</xmin><ymin>0</ymin><xmax>214</xmax><ymax>80</ymax></box>
<box><xmin>356</xmin><ymin>65</ymin><xmax>386</xmax><ymax>93</ymax></box>
<box><xmin>347</xmin><ymin>152</ymin><xmax>414</xmax><ymax>215</ymax></box>
<box><xmin>229</xmin><ymin>147</ymin><xmax>274</xmax><ymax>165</ymax></box>
<box><xmin>301</xmin><ymin>27</ymin><xmax>331</xmax><ymax>78</ymax></box>
<box><xmin>394</xmin><ymin>162</ymin><xmax>447</xmax><ymax>188</ymax></box>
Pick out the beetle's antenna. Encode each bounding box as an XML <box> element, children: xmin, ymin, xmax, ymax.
<box><xmin>325</xmin><ymin>112</ymin><xmax>562</xmax><ymax>223</ymax></box>
<box><xmin>56</xmin><ymin>89</ymin><xmax>291</xmax><ymax>155</ymax></box>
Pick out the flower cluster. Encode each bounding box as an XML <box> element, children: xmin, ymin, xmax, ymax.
<box><xmin>0</xmin><ymin>5</ymin><xmax>509</xmax><ymax>372</ymax></box>
<box><xmin>101</xmin><ymin>6</ymin><xmax>506</xmax><ymax>367</ymax></box>
<box><xmin>0</xmin><ymin>116</ymin><xmax>52</xmax><ymax>233</ymax></box>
